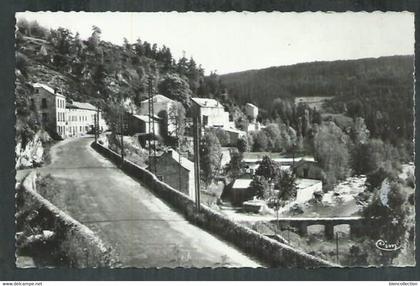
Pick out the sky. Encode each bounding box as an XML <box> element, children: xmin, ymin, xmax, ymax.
<box><xmin>16</xmin><ymin>12</ymin><xmax>415</xmax><ymax>75</ymax></box>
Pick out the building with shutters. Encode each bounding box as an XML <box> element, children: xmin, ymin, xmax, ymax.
<box><xmin>30</xmin><ymin>83</ymin><xmax>106</xmax><ymax>139</ymax></box>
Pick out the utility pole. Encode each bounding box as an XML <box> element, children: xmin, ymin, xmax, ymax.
<box><xmin>94</xmin><ymin>110</ymin><xmax>98</xmax><ymax>144</ymax></box>
<box><xmin>95</xmin><ymin>106</ymin><xmax>100</xmax><ymax>144</ymax></box>
<box><xmin>193</xmin><ymin>115</ymin><xmax>201</xmax><ymax>211</ymax></box>
<box><xmin>178</xmin><ymin>135</ymin><xmax>183</xmax><ymax>192</ymax></box>
<box><xmin>336</xmin><ymin>232</ymin><xmax>339</xmax><ymax>264</ymax></box>
<box><xmin>120</xmin><ymin>110</ymin><xmax>124</xmax><ymax>165</ymax></box>
<box><xmin>148</xmin><ymin>76</ymin><xmax>157</xmax><ymax>174</ymax></box>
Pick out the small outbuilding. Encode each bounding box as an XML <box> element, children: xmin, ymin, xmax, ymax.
<box><xmin>222</xmin><ymin>178</ymin><xmax>254</xmax><ymax>206</ymax></box>
<box><xmin>153</xmin><ymin>149</ymin><xmax>196</xmax><ymax>199</ymax></box>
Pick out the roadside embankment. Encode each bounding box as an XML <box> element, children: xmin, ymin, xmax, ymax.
<box><xmin>16</xmin><ymin>171</ymin><xmax>119</xmax><ymax>267</ymax></box>
<box><xmin>92</xmin><ymin>141</ymin><xmax>338</xmax><ymax>268</ymax></box>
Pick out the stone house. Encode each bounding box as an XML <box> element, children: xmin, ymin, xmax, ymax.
<box><xmin>153</xmin><ymin>149</ymin><xmax>195</xmax><ymax>199</ymax></box>
<box><xmin>30</xmin><ymin>83</ymin><xmax>67</xmax><ymax>138</ymax></box>
<box><xmin>222</xmin><ymin>178</ymin><xmax>254</xmax><ymax>206</ymax></box>
<box><xmin>138</xmin><ymin>94</ymin><xmax>177</xmax><ymax>136</ymax></box>
<box><xmin>123</xmin><ymin>113</ymin><xmax>161</xmax><ymax>137</ymax></box>
<box><xmin>191</xmin><ymin>97</ymin><xmax>230</xmax><ymax>128</ymax></box>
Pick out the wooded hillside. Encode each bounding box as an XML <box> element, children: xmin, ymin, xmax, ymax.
<box><xmin>219</xmin><ymin>55</ymin><xmax>414</xmax><ymax>142</ymax></box>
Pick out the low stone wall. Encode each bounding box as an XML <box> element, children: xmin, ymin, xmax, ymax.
<box><xmin>20</xmin><ymin>172</ymin><xmax>116</xmax><ymax>267</ymax></box>
<box><xmin>92</xmin><ymin>142</ymin><xmax>338</xmax><ymax>268</ymax></box>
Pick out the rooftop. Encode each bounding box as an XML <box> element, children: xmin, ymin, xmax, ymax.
<box><xmin>246</xmin><ymin>103</ymin><xmax>258</xmax><ymax>108</ymax></box>
<box><xmin>242</xmin><ymin>152</ymin><xmax>316</xmax><ymax>164</ymax></box>
<box><xmin>192</xmin><ymin>97</ymin><xmax>223</xmax><ymax>108</ymax></box>
<box><xmin>67</xmin><ymin>101</ymin><xmax>96</xmax><ymax>110</ymax></box>
<box><xmin>232</xmin><ymin>178</ymin><xmax>253</xmax><ymax>189</ymax></box>
<box><xmin>296</xmin><ymin>178</ymin><xmax>323</xmax><ymax>189</ymax></box>
<box><xmin>132</xmin><ymin>114</ymin><xmax>161</xmax><ymax>122</ymax></box>
<box><xmin>163</xmin><ymin>149</ymin><xmax>194</xmax><ymax>172</ymax></box>
<box><xmin>32</xmin><ymin>83</ymin><xmax>65</xmax><ymax>98</ymax></box>
<box><xmin>140</xmin><ymin>94</ymin><xmax>174</xmax><ymax>104</ymax></box>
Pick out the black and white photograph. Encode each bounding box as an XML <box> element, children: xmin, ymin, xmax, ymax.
<box><xmin>14</xmin><ymin>11</ymin><xmax>415</xmax><ymax>268</ymax></box>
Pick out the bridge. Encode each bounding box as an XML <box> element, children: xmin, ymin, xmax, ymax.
<box><xmin>271</xmin><ymin>216</ymin><xmax>365</xmax><ymax>240</ymax></box>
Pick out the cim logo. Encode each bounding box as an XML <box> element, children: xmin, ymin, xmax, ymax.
<box><xmin>375</xmin><ymin>239</ymin><xmax>402</xmax><ymax>251</ymax></box>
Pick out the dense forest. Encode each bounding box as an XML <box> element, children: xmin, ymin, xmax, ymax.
<box><xmin>219</xmin><ymin>56</ymin><xmax>414</xmax><ymax>142</ymax></box>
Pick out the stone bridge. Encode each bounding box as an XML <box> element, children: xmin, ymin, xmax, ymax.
<box><xmin>272</xmin><ymin>216</ymin><xmax>365</xmax><ymax>240</ymax></box>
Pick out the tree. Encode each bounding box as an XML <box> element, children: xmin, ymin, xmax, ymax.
<box><xmin>134</xmin><ymin>38</ymin><xmax>144</xmax><ymax>56</ymax></box>
<box><xmin>237</xmin><ymin>137</ymin><xmax>248</xmax><ymax>153</ymax></box>
<box><xmin>158</xmin><ymin>73</ymin><xmax>192</xmax><ymax>106</ymax></box>
<box><xmin>225</xmin><ymin>151</ymin><xmax>243</xmax><ymax>179</ymax></box>
<box><xmin>49</xmin><ymin>27</ymin><xmax>73</xmax><ymax>68</ymax></box>
<box><xmin>351</xmin><ymin>117</ymin><xmax>370</xmax><ymax>145</ymax></box>
<box><xmin>263</xmin><ymin>124</ymin><xmax>283</xmax><ymax>152</ymax></box>
<box><xmin>313</xmin><ymin>121</ymin><xmax>350</xmax><ymax>188</ymax></box>
<box><xmin>255</xmin><ymin>156</ymin><xmax>279</xmax><ymax>181</ymax></box>
<box><xmin>16</xmin><ymin>52</ymin><xmax>29</xmax><ymax>77</ymax></box>
<box><xmin>352</xmin><ymin>138</ymin><xmax>401</xmax><ymax>176</ymax></box>
<box><xmin>252</xmin><ymin>130</ymin><xmax>269</xmax><ymax>151</ymax></box>
<box><xmin>363</xmin><ymin>181</ymin><xmax>408</xmax><ymax>265</ymax></box>
<box><xmin>167</xmin><ymin>102</ymin><xmax>186</xmax><ymax>141</ymax></box>
<box><xmin>87</xmin><ymin>25</ymin><xmax>102</xmax><ymax>52</ymax></box>
<box><xmin>276</xmin><ymin>170</ymin><xmax>297</xmax><ymax>201</ymax></box>
<box><xmin>200</xmin><ymin>132</ymin><xmax>222</xmax><ymax>185</ymax></box>
<box><xmin>211</xmin><ymin>128</ymin><xmax>230</xmax><ymax>146</ymax></box>
<box><xmin>365</xmin><ymin>167</ymin><xmax>397</xmax><ymax>192</ymax></box>
<box><xmin>249</xmin><ymin>176</ymin><xmax>267</xmax><ymax>199</ymax></box>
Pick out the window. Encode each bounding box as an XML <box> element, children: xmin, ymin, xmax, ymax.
<box><xmin>30</xmin><ymin>98</ymin><xmax>34</xmax><ymax>107</ymax></box>
<box><xmin>203</xmin><ymin>115</ymin><xmax>208</xmax><ymax>126</ymax></box>
<box><xmin>35</xmin><ymin>89</ymin><xmax>39</xmax><ymax>94</ymax></box>
<box><xmin>41</xmin><ymin>98</ymin><xmax>47</xmax><ymax>108</ymax></box>
<box><xmin>42</xmin><ymin>112</ymin><xmax>48</xmax><ymax>123</ymax></box>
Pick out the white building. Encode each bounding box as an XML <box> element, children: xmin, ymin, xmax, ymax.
<box><xmin>138</xmin><ymin>94</ymin><xmax>177</xmax><ymax>136</ymax></box>
<box><xmin>139</xmin><ymin>94</ymin><xmax>176</xmax><ymax>115</ymax></box>
<box><xmin>295</xmin><ymin>178</ymin><xmax>323</xmax><ymax>203</ymax></box>
<box><xmin>30</xmin><ymin>83</ymin><xmax>106</xmax><ymax>139</ymax></box>
<box><xmin>65</xmin><ymin>100</ymin><xmax>104</xmax><ymax>137</ymax></box>
<box><xmin>191</xmin><ymin>97</ymin><xmax>230</xmax><ymax>128</ymax></box>
<box><xmin>245</xmin><ymin>103</ymin><xmax>259</xmax><ymax>121</ymax></box>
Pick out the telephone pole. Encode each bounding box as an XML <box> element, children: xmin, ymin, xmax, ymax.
<box><xmin>120</xmin><ymin>110</ymin><xmax>124</xmax><ymax>165</ymax></box>
<box><xmin>148</xmin><ymin>76</ymin><xmax>157</xmax><ymax>174</ymax></box>
<box><xmin>193</xmin><ymin>115</ymin><xmax>201</xmax><ymax>211</ymax></box>
<box><xmin>95</xmin><ymin>106</ymin><xmax>100</xmax><ymax>144</ymax></box>
<box><xmin>94</xmin><ymin>110</ymin><xmax>98</xmax><ymax>144</ymax></box>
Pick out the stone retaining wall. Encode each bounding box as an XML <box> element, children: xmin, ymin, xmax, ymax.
<box><xmin>20</xmin><ymin>172</ymin><xmax>116</xmax><ymax>267</ymax></box>
<box><xmin>92</xmin><ymin>141</ymin><xmax>338</xmax><ymax>268</ymax></box>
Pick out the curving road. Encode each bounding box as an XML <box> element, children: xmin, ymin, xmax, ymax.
<box><xmin>38</xmin><ymin>136</ymin><xmax>260</xmax><ymax>268</ymax></box>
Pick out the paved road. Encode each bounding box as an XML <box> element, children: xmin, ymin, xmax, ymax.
<box><xmin>38</xmin><ymin>136</ymin><xmax>260</xmax><ymax>268</ymax></box>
